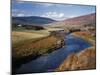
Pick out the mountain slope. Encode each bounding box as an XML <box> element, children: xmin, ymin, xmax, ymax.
<box><xmin>12</xmin><ymin>16</ymin><xmax>56</xmax><ymax>26</ymax></box>
<box><xmin>47</xmin><ymin>13</ymin><xmax>96</xmax><ymax>28</ymax></box>
<box><xmin>63</xmin><ymin>13</ymin><xmax>96</xmax><ymax>25</ymax></box>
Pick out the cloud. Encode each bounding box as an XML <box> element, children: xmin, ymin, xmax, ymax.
<box><xmin>12</xmin><ymin>9</ymin><xmax>34</xmax><ymax>17</ymax></box>
<box><xmin>12</xmin><ymin>12</ymin><xmax>25</xmax><ymax>17</ymax></box>
<box><xmin>41</xmin><ymin>12</ymin><xmax>65</xmax><ymax>20</ymax></box>
<box><xmin>42</xmin><ymin>12</ymin><xmax>64</xmax><ymax>18</ymax></box>
<box><xmin>16</xmin><ymin>13</ymin><xmax>25</xmax><ymax>16</ymax></box>
<box><xmin>59</xmin><ymin>13</ymin><xmax>64</xmax><ymax>17</ymax></box>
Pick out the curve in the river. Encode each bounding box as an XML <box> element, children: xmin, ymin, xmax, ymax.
<box><xmin>16</xmin><ymin>34</ymin><xmax>92</xmax><ymax>74</ymax></box>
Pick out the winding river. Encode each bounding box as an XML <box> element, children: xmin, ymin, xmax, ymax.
<box><xmin>16</xmin><ymin>34</ymin><xmax>92</xmax><ymax>74</ymax></box>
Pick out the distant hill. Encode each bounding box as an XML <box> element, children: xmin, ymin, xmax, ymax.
<box><xmin>12</xmin><ymin>16</ymin><xmax>56</xmax><ymax>26</ymax></box>
<box><xmin>47</xmin><ymin>13</ymin><xmax>96</xmax><ymax>28</ymax></box>
<box><xmin>63</xmin><ymin>13</ymin><xmax>96</xmax><ymax>26</ymax></box>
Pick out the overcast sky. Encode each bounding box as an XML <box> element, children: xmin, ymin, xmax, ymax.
<box><xmin>12</xmin><ymin>0</ymin><xmax>96</xmax><ymax>21</ymax></box>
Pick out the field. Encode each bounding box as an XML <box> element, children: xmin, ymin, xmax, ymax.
<box><xmin>12</xmin><ymin>31</ymin><xmax>49</xmax><ymax>44</ymax></box>
<box><xmin>12</xmin><ymin>35</ymin><xmax>60</xmax><ymax>58</ymax></box>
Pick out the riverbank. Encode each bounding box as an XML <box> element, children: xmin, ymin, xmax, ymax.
<box><xmin>56</xmin><ymin>31</ymin><xmax>96</xmax><ymax>71</ymax></box>
<box><xmin>12</xmin><ymin>30</ymin><xmax>65</xmax><ymax>72</ymax></box>
<box><xmin>71</xmin><ymin>31</ymin><xmax>95</xmax><ymax>45</ymax></box>
<box><xmin>14</xmin><ymin>34</ymin><xmax>92</xmax><ymax>74</ymax></box>
<box><xmin>56</xmin><ymin>46</ymin><xmax>96</xmax><ymax>71</ymax></box>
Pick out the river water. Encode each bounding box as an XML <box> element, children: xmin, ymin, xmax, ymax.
<box><xmin>16</xmin><ymin>34</ymin><xmax>92</xmax><ymax>74</ymax></box>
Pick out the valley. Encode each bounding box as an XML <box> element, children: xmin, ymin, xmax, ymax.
<box><xmin>12</xmin><ymin>13</ymin><xmax>96</xmax><ymax>74</ymax></box>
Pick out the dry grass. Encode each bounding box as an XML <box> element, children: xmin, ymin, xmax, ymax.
<box><xmin>12</xmin><ymin>31</ymin><xmax>49</xmax><ymax>44</ymax></box>
<box><xmin>12</xmin><ymin>30</ymin><xmax>64</xmax><ymax>69</ymax></box>
<box><xmin>12</xmin><ymin>35</ymin><xmax>59</xmax><ymax>58</ymax></box>
<box><xmin>12</xmin><ymin>27</ymin><xmax>65</xmax><ymax>61</ymax></box>
<box><xmin>71</xmin><ymin>31</ymin><xmax>96</xmax><ymax>45</ymax></box>
<box><xmin>72</xmin><ymin>31</ymin><xmax>95</xmax><ymax>40</ymax></box>
<box><xmin>56</xmin><ymin>46</ymin><xmax>96</xmax><ymax>71</ymax></box>
<box><xmin>56</xmin><ymin>31</ymin><xmax>96</xmax><ymax>71</ymax></box>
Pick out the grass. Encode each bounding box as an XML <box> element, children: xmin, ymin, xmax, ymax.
<box><xmin>71</xmin><ymin>31</ymin><xmax>96</xmax><ymax>45</ymax></box>
<box><xmin>12</xmin><ymin>29</ymin><xmax>64</xmax><ymax>70</ymax></box>
<box><xmin>12</xmin><ymin>31</ymin><xmax>49</xmax><ymax>44</ymax></box>
<box><xmin>12</xmin><ymin>35</ymin><xmax>60</xmax><ymax>58</ymax></box>
<box><xmin>56</xmin><ymin>46</ymin><xmax>96</xmax><ymax>71</ymax></box>
<box><xmin>12</xmin><ymin>27</ymin><xmax>65</xmax><ymax>58</ymax></box>
<box><xmin>12</xmin><ymin>26</ymin><xmax>65</xmax><ymax>69</ymax></box>
<box><xmin>72</xmin><ymin>31</ymin><xmax>95</xmax><ymax>40</ymax></box>
<box><xmin>56</xmin><ymin>30</ymin><xmax>96</xmax><ymax>71</ymax></box>
<box><xmin>12</xmin><ymin>27</ymin><xmax>64</xmax><ymax>44</ymax></box>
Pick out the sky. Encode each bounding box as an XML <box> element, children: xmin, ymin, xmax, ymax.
<box><xmin>12</xmin><ymin>0</ymin><xmax>96</xmax><ymax>21</ymax></box>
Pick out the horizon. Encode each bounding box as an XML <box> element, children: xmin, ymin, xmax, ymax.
<box><xmin>12</xmin><ymin>12</ymin><xmax>96</xmax><ymax>21</ymax></box>
<box><xmin>12</xmin><ymin>0</ymin><xmax>96</xmax><ymax>21</ymax></box>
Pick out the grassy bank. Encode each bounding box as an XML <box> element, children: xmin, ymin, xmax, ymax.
<box><xmin>56</xmin><ymin>31</ymin><xmax>96</xmax><ymax>71</ymax></box>
<box><xmin>12</xmin><ymin>29</ymin><xmax>65</xmax><ymax>70</ymax></box>
<box><xmin>12</xmin><ymin>36</ymin><xmax>61</xmax><ymax>58</ymax></box>
<box><xmin>71</xmin><ymin>31</ymin><xmax>95</xmax><ymax>45</ymax></box>
<box><xmin>56</xmin><ymin>46</ymin><xmax>96</xmax><ymax>71</ymax></box>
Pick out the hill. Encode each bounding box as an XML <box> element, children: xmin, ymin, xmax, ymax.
<box><xmin>63</xmin><ymin>13</ymin><xmax>96</xmax><ymax>26</ymax></box>
<box><xmin>12</xmin><ymin>16</ymin><xmax>56</xmax><ymax>26</ymax></box>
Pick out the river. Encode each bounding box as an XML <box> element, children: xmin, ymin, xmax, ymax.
<box><xmin>16</xmin><ymin>34</ymin><xmax>92</xmax><ymax>74</ymax></box>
